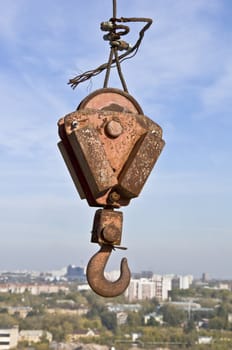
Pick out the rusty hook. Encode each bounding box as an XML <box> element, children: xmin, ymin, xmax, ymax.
<box><xmin>86</xmin><ymin>244</ymin><xmax>131</xmax><ymax>297</ymax></box>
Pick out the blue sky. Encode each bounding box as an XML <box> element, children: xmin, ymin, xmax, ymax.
<box><xmin>0</xmin><ymin>0</ymin><xmax>231</xmax><ymax>278</ymax></box>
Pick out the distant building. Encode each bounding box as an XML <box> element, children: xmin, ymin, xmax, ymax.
<box><xmin>47</xmin><ymin>267</ymin><xmax>67</xmax><ymax>280</ymax></box>
<box><xmin>152</xmin><ymin>275</ymin><xmax>173</xmax><ymax>301</ymax></box>
<box><xmin>202</xmin><ymin>273</ymin><xmax>209</xmax><ymax>283</ymax></box>
<box><xmin>19</xmin><ymin>330</ymin><xmax>52</xmax><ymax>344</ymax></box>
<box><xmin>77</xmin><ymin>284</ymin><xmax>91</xmax><ymax>291</ymax></box>
<box><xmin>228</xmin><ymin>313</ymin><xmax>232</xmax><ymax>323</ymax></box>
<box><xmin>107</xmin><ymin>303</ymin><xmax>141</xmax><ymax>313</ymax></box>
<box><xmin>7</xmin><ymin>306</ymin><xmax>32</xmax><ymax>319</ymax></box>
<box><xmin>46</xmin><ymin>307</ymin><xmax>88</xmax><ymax>316</ymax></box>
<box><xmin>66</xmin><ymin>265</ymin><xmax>86</xmax><ymax>282</ymax></box>
<box><xmin>141</xmin><ymin>271</ymin><xmax>153</xmax><ymax>279</ymax></box>
<box><xmin>0</xmin><ymin>327</ymin><xmax>53</xmax><ymax>349</ymax></box>
<box><xmin>0</xmin><ymin>327</ymin><xmax>19</xmax><ymax>350</ymax></box>
<box><xmin>125</xmin><ymin>274</ymin><xmax>193</xmax><ymax>301</ymax></box>
<box><xmin>144</xmin><ymin>312</ymin><xmax>164</xmax><ymax>325</ymax></box>
<box><xmin>0</xmin><ymin>283</ymin><xmax>69</xmax><ymax>295</ymax></box>
<box><xmin>125</xmin><ymin>278</ymin><xmax>156</xmax><ymax>301</ymax></box>
<box><xmin>131</xmin><ymin>271</ymin><xmax>153</xmax><ymax>279</ymax></box>
<box><xmin>198</xmin><ymin>336</ymin><xmax>213</xmax><ymax>345</ymax></box>
<box><xmin>171</xmin><ymin>275</ymin><xmax>193</xmax><ymax>290</ymax></box>
<box><xmin>66</xmin><ymin>329</ymin><xmax>99</xmax><ymax>342</ymax></box>
<box><xmin>167</xmin><ymin>301</ymin><xmax>201</xmax><ymax>311</ymax></box>
<box><xmin>218</xmin><ymin>283</ymin><xmax>229</xmax><ymax>290</ymax></box>
<box><xmin>116</xmin><ymin>312</ymin><xmax>128</xmax><ymax>325</ymax></box>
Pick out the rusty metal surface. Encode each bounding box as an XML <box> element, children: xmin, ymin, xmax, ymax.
<box><xmin>58</xmin><ymin>89</ymin><xmax>165</xmax><ymax>208</ymax></box>
<box><xmin>58</xmin><ymin>141</ymin><xmax>85</xmax><ymax>199</ymax></box>
<box><xmin>62</xmin><ymin>109</ymin><xmax>147</xmax><ymax>176</ymax></box>
<box><xmin>91</xmin><ymin>209</ymin><xmax>123</xmax><ymax>246</ymax></box>
<box><xmin>77</xmin><ymin>88</ymin><xmax>143</xmax><ymax>114</ymax></box>
<box><xmin>86</xmin><ymin>244</ymin><xmax>131</xmax><ymax>297</ymax></box>
<box><xmin>87</xmin><ymin>209</ymin><xmax>130</xmax><ymax>297</ymax></box>
<box><xmin>119</xmin><ymin>132</ymin><xmax>165</xmax><ymax>197</ymax></box>
<box><xmin>68</xmin><ymin>126</ymin><xmax>117</xmax><ymax>197</ymax></box>
<box><xmin>58</xmin><ymin>120</ymin><xmax>98</xmax><ymax>206</ymax></box>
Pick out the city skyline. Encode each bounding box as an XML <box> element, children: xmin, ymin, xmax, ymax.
<box><xmin>0</xmin><ymin>1</ymin><xmax>231</xmax><ymax>278</ymax></box>
<box><xmin>0</xmin><ymin>264</ymin><xmax>228</xmax><ymax>282</ymax></box>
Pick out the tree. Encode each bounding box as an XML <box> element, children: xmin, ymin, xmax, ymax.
<box><xmin>101</xmin><ymin>311</ymin><xmax>117</xmax><ymax>332</ymax></box>
<box><xmin>0</xmin><ymin>314</ymin><xmax>18</xmax><ymax>327</ymax></box>
<box><xmin>127</xmin><ymin>311</ymin><xmax>142</xmax><ymax>327</ymax></box>
<box><xmin>217</xmin><ymin>303</ymin><xmax>228</xmax><ymax>319</ymax></box>
<box><xmin>184</xmin><ymin>318</ymin><xmax>196</xmax><ymax>333</ymax></box>
<box><xmin>146</xmin><ymin>316</ymin><xmax>159</xmax><ymax>327</ymax></box>
<box><xmin>161</xmin><ymin>305</ymin><xmax>186</xmax><ymax>326</ymax></box>
<box><xmin>208</xmin><ymin>316</ymin><xmax>227</xmax><ymax>330</ymax></box>
<box><xmin>140</xmin><ymin>298</ymin><xmax>159</xmax><ymax>314</ymax></box>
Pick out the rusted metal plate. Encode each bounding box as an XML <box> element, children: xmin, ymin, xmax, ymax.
<box><xmin>78</xmin><ymin>88</ymin><xmax>143</xmax><ymax>114</ymax></box>
<box><xmin>118</xmin><ymin>132</ymin><xmax>165</xmax><ymax>198</ymax></box>
<box><xmin>58</xmin><ymin>141</ymin><xmax>85</xmax><ymax>199</ymax></box>
<box><xmin>58</xmin><ymin>120</ymin><xmax>98</xmax><ymax>206</ymax></box>
<box><xmin>134</xmin><ymin>113</ymin><xmax>163</xmax><ymax>139</ymax></box>
<box><xmin>68</xmin><ymin>126</ymin><xmax>117</xmax><ymax>197</ymax></box>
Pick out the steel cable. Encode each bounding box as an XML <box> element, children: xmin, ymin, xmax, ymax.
<box><xmin>68</xmin><ymin>0</ymin><xmax>152</xmax><ymax>92</ymax></box>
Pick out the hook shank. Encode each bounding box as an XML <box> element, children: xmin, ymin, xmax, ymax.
<box><xmin>86</xmin><ymin>245</ymin><xmax>131</xmax><ymax>297</ymax></box>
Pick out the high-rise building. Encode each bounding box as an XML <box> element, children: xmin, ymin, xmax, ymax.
<box><xmin>66</xmin><ymin>265</ymin><xmax>86</xmax><ymax>282</ymax></box>
<box><xmin>171</xmin><ymin>275</ymin><xmax>193</xmax><ymax>290</ymax></box>
<box><xmin>125</xmin><ymin>278</ymin><xmax>156</xmax><ymax>301</ymax></box>
<box><xmin>202</xmin><ymin>272</ymin><xmax>209</xmax><ymax>283</ymax></box>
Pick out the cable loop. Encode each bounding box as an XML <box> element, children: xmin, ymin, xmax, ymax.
<box><xmin>68</xmin><ymin>0</ymin><xmax>152</xmax><ymax>92</ymax></box>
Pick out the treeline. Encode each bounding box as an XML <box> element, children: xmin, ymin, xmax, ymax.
<box><xmin>1</xmin><ymin>286</ymin><xmax>232</xmax><ymax>348</ymax></box>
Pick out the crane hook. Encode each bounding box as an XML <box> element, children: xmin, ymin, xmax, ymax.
<box><xmin>86</xmin><ymin>244</ymin><xmax>131</xmax><ymax>297</ymax></box>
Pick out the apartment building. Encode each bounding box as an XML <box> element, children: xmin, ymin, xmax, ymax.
<box><xmin>0</xmin><ymin>327</ymin><xmax>18</xmax><ymax>350</ymax></box>
<box><xmin>0</xmin><ymin>284</ymin><xmax>69</xmax><ymax>295</ymax></box>
<box><xmin>0</xmin><ymin>328</ymin><xmax>52</xmax><ymax>349</ymax></box>
<box><xmin>171</xmin><ymin>275</ymin><xmax>193</xmax><ymax>290</ymax></box>
<box><xmin>125</xmin><ymin>274</ymin><xmax>193</xmax><ymax>301</ymax></box>
<box><xmin>19</xmin><ymin>330</ymin><xmax>52</xmax><ymax>344</ymax></box>
<box><xmin>125</xmin><ymin>278</ymin><xmax>155</xmax><ymax>301</ymax></box>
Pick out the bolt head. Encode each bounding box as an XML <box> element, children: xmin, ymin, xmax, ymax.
<box><xmin>105</xmin><ymin>120</ymin><xmax>123</xmax><ymax>138</ymax></box>
<box><xmin>102</xmin><ymin>224</ymin><xmax>120</xmax><ymax>244</ymax></box>
<box><xmin>71</xmin><ymin>120</ymin><xmax>79</xmax><ymax>129</ymax></box>
<box><xmin>108</xmin><ymin>191</ymin><xmax>121</xmax><ymax>203</ymax></box>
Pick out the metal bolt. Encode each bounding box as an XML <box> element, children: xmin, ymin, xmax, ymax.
<box><xmin>102</xmin><ymin>224</ymin><xmax>120</xmax><ymax>244</ymax></box>
<box><xmin>108</xmin><ymin>191</ymin><xmax>121</xmax><ymax>203</ymax></box>
<box><xmin>71</xmin><ymin>120</ymin><xmax>79</xmax><ymax>129</ymax></box>
<box><xmin>105</xmin><ymin>120</ymin><xmax>123</xmax><ymax>138</ymax></box>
